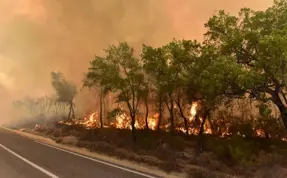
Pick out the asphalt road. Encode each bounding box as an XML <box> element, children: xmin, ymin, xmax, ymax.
<box><xmin>0</xmin><ymin>128</ymin><xmax>157</xmax><ymax>178</ymax></box>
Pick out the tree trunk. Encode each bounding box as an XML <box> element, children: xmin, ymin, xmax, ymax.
<box><xmin>131</xmin><ymin>113</ymin><xmax>137</xmax><ymax>142</ymax></box>
<box><xmin>169</xmin><ymin>107</ymin><xmax>174</xmax><ymax>134</ymax></box>
<box><xmin>169</xmin><ymin>97</ymin><xmax>175</xmax><ymax>134</ymax></box>
<box><xmin>99</xmin><ymin>88</ymin><xmax>103</xmax><ymax>128</ymax></box>
<box><xmin>71</xmin><ymin>105</ymin><xmax>75</xmax><ymax>119</ymax></box>
<box><xmin>157</xmin><ymin>94</ymin><xmax>163</xmax><ymax>131</ymax></box>
<box><xmin>176</xmin><ymin>101</ymin><xmax>189</xmax><ymax>136</ymax></box>
<box><xmin>272</xmin><ymin>91</ymin><xmax>287</xmax><ymax>130</ymax></box>
<box><xmin>67</xmin><ymin>102</ymin><xmax>73</xmax><ymax>121</ymax></box>
<box><xmin>165</xmin><ymin>96</ymin><xmax>174</xmax><ymax>134</ymax></box>
<box><xmin>197</xmin><ymin>110</ymin><xmax>209</xmax><ymax>153</ymax></box>
<box><xmin>144</xmin><ymin>98</ymin><xmax>149</xmax><ymax>130</ymax></box>
<box><xmin>199</xmin><ymin>114</ymin><xmax>207</xmax><ymax>136</ymax></box>
<box><xmin>278</xmin><ymin>106</ymin><xmax>287</xmax><ymax>130</ymax></box>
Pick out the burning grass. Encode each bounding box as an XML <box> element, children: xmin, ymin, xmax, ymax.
<box><xmin>57</xmin><ymin>102</ymin><xmax>286</xmax><ymax>141</ymax></box>
<box><xmin>58</xmin><ymin>102</ymin><xmax>204</xmax><ymax>134</ymax></box>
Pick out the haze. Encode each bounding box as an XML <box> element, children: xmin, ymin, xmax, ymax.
<box><xmin>0</xmin><ymin>0</ymin><xmax>273</xmax><ymax>123</ymax></box>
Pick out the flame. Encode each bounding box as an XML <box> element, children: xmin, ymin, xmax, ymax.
<box><xmin>58</xmin><ymin>102</ymin><xmax>205</xmax><ymax>134</ymax></box>
<box><xmin>256</xmin><ymin>129</ymin><xmax>265</xmax><ymax>137</ymax></box>
<box><xmin>82</xmin><ymin>112</ymin><xmax>98</xmax><ymax>128</ymax></box>
<box><xmin>115</xmin><ymin>113</ymin><xmax>130</xmax><ymax>129</ymax></box>
<box><xmin>56</xmin><ymin>101</ymin><xmax>287</xmax><ymax>140</ymax></box>
<box><xmin>58</xmin><ymin>112</ymin><xmax>100</xmax><ymax>129</ymax></box>
<box><xmin>147</xmin><ymin>113</ymin><xmax>159</xmax><ymax>130</ymax></box>
<box><xmin>189</xmin><ymin>102</ymin><xmax>198</xmax><ymax>122</ymax></box>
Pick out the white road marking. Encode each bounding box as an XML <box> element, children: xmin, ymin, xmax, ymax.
<box><xmin>35</xmin><ymin>141</ymin><xmax>156</xmax><ymax>178</ymax></box>
<box><xmin>0</xmin><ymin>144</ymin><xmax>59</xmax><ymax>178</ymax></box>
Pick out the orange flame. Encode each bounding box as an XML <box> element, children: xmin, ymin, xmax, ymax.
<box><xmin>56</xmin><ymin>102</ymin><xmax>287</xmax><ymax>140</ymax></box>
<box><xmin>189</xmin><ymin>102</ymin><xmax>198</xmax><ymax>122</ymax></box>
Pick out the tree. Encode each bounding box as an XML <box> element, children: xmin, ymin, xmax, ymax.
<box><xmin>140</xmin><ymin>82</ymin><xmax>150</xmax><ymax>130</ymax></box>
<box><xmin>142</xmin><ymin>40</ymin><xmax>199</xmax><ymax>134</ymax></box>
<box><xmin>83</xmin><ymin>70</ymin><xmax>105</xmax><ymax>128</ymax></box>
<box><xmin>51</xmin><ymin>71</ymin><xmax>77</xmax><ymax>121</ymax></box>
<box><xmin>204</xmin><ymin>0</ymin><xmax>287</xmax><ymax>130</ymax></box>
<box><xmin>141</xmin><ymin>45</ymin><xmax>166</xmax><ymax>131</ymax></box>
<box><xmin>85</xmin><ymin>42</ymin><xmax>145</xmax><ymax>142</ymax></box>
<box><xmin>172</xmin><ymin>40</ymin><xmax>246</xmax><ymax>151</ymax></box>
<box><xmin>142</xmin><ymin>44</ymin><xmax>180</xmax><ymax>134</ymax></box>
<box><xmin>168</xmin><ymin>39</ymin><xmax>201</xmax><ymax>135</ymax></box>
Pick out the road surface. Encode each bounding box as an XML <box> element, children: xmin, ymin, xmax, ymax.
<box><xmin>0</xmin><ymin>128</ymin><xmax>157</xmax><ymax>178</ymax></box>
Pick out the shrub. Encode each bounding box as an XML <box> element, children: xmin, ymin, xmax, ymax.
<box><xmin>168</xmin><ymin>136</ymin><xmax>186</xmax><ymax>151</ymax></box>
<box><xmin>209</xmin><ymin>137</ymin><xmax>254</xmax><ymax>165</ymax></box>
<box><xmin>52</xmin><ymin>130</ymin><xmax>61</xmax><ymax>137</ymax></box>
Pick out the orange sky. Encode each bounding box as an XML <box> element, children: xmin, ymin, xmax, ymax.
<box><xmin>165</xmin><ymin>0</ymin><xmax>273</xmax><ymax>40</ymax></box>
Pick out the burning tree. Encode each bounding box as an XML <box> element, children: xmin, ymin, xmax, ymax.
<box><xmin>51</xmin><ymin>71</ymin><xmax>77</xmax><ymax>121</ymax></box>
<box><xmin>142</xmin><ymin>39</ymin><xmax>201</xmax><ymax>135</ymax></box>
<box><xmin>83</xmin><ymin>70</ymin><xmax>105</xmax><ymax>128</ymax></box>
<box><xmin>84</xmin><ymin>42</ymin><xmax>146</xmax><ymax>142</ymax></box>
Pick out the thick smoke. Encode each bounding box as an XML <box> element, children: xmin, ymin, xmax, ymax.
<box><xmin>0</xmin><ymin>0</ymin><xmax>273</xmax><ymax>124</ymax></box>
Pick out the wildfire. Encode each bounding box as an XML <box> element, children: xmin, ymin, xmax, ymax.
<box><xmin>148</xmin><ymin>113</ymin><xmax>159</xmax><ymax>130</ymax></box>
<box><xmin>189</xmin><ymin>102</ymin><xmax>198</xmax><ymax>122</ymax></box>
<box><xmin>83</xmin><ymin>112</ymin><xmax>99</xmax><ymax>128</ymax></box>
<box><xmin>256</xmin><ymin>129</ymin><xmax>265</xmax><ymax>137</ymax></box>
<box><xmin>57</xmin><ymin>102</ymin><xmax>285</xmax><ymax>139</ymax></box>
<box><xmin>115</xmin><ymin>113</ymin><xmax>129</xmax><ymax>129</ymax></box>
<box><xmin>58</xmin><ymin>102</ymin><xmax>206</xmax><ymax>134</ymax></box>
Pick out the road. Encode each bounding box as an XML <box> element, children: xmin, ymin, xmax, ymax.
<box><xmin>0</xmin><ymin>128</ymin><xmax>157</xmax><ymax>178</ymax></box>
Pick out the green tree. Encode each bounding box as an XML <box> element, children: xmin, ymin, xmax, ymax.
<box><xmin>142</xmin><ymin>40</ymin><xmax>201</xmax><ymax>134</ymax></box>
<box><xmin>141</xmin><ymin>45</ymin><xmax>165</xmax><ymax>131</ymax></box>
<box><xmin>51</xmin><ymin>71</ymin><xmax>77</xmax><ymax>121</ymax></box>
<box><xmin>83</xmin><ymin>69</ymin><xmax>105</xmax><ymax>128</ymax></box>
<box><xmin>85</xmin><ymin>42</ymin><xmax>145</xmax><ymax>142</ymax></box>
<box><xmin>167</xmin><ymin>39</ymin><xmax>201</xmax><ymax>135</ymax></box>
<box><xmin>204</xmin><ymin>0</ymin><xmax>287</xmax><ymax>130</ymax></box>
<box><xmin>142</xmin><ymin>44</ymin><xmax>179</xmax><ymax>134</ymax></box>
<box><xmin>180</xmin><ymin>41</ymin><xmax>246</xmax><ymax>151</ymax></box>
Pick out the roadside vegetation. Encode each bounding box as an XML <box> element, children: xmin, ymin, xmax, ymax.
<box><xmin>11</xmin><ymin>1</ymin><xmax>287</xmax><ymax>177</ymax></box>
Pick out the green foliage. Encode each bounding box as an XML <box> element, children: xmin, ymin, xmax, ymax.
<box><xmin>258</xmin><ymin>104</ymin><xmax>272</xmax><ymax>117</ymax></box>
<box><xmin>142</xmin><ymin>39</ymin><xmax>200</xmax><ymax>96</ymax></box>
<box><xmin>204</xmin><ymin>1</ymin><xmax>287</xmax><ymax>126</ymax></box>
<box><xmin>51</xmin><ymin>71</ymin><xmax>77</xmax><ymax>104</ymax></box>
<box><xmin>85</xmin><ymin>42</ymin><xmax>145</xmax><ymax>108</ymax></box>
<box><xmin>209</xmin><ymin>137</ymin><xmax>254</xmax><ymax>165</ymax></box>
<box><xmin>84</xmin><ymin>42</ymin><xmax>148</xmax><ymax>140</ymax></box>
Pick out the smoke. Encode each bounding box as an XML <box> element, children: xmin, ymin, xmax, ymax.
<box><xmin>0</xmin><ymin>0</ymin><xmax>273</xmax><ymax>124</ymax></box>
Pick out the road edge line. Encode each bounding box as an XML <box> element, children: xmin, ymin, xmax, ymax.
<box><xmin>35</xmin><ymin>141</ymin><xmax>157</xmax><ymax>178</ymax></box>
<box><xmin>0</xmin><ymin>144</ymin><xmax>59</xmax><ymax>178</ymax></box>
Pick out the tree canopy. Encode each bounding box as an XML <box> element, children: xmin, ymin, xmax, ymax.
<box><xmin>204</xmin><ymin>0</ymin><xmax>287</xmax><ymax>128</ymax></box>
<box><xmin>51</xmin><ymin>71</ymin><xmax>77</xmax><ymax>120</ymax></box>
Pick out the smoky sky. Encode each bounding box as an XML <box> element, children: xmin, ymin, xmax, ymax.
<box><xmin>0</xmin><ymin>0</ymin><xmax>273</xmax><ymax>122</ymax></box>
